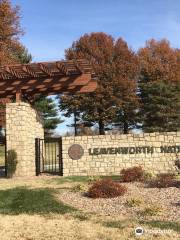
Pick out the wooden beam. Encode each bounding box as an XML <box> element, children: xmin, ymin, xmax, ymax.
<box><xmin>22</xmin><ymin>66</ymin><xmax>38</xmax><ymax>77</ymax></box>
<box><xmin>15</xmin><ymin>90</ymin><xmax>22</xmax><ymax>102</ymax></box>
<box><xmin>5</xmin><ymin>66</ymin><xmax>22</xmax><ymax>78</ymax></box>
<box><xmin>71</xmin><ymin>73</ymin><xmax>91</xmax><ymax>85</ymax></box>
<box><xmin>74</xmin><ymin>60</ymin><xmax>84</xmax><ymax>73</ymax></box>
<box><xmin>56</xmin><ymin>62</ymin><xmax>69</xmax><ymax>75</ymax></box>
<box><xmin>76</xmin><ymin>80</ymin><xmax>97</xmax><ymax>93</ymax></box>
<box><xmin>38</xmin><ymin>63</ymin><xmax>53</xmax><ymax>77</ymax></box>
<box><xmin>23</xmin><ymin>79</ymin><xmax>96</xmax><ymax>97</ymax></box>
<box><xmin>0</xmin><ymin>59</ymin><xmax>96</xmax><ymax>97</ymax></box>
<box><xmin>0</xmin><ymin>73</ymin><xmax>6</xmax><ymax>80</ymax></box>
<box><xmin>0</xmin><ymin>76</ymin><xmax>95</xmax><ymax>98</ymax></box>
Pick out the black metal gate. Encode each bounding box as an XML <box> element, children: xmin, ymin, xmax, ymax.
<box><xmin>0</xmin><ymin>136</ymin><xmax>6</xmax><ymax>177</ymax></box>
<box><xmin>35</xmin><ymin>138</ymin><xmax>63</xmax><ymax>176</ymax></box>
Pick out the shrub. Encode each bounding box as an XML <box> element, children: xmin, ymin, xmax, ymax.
<box><xmin>87</xmin><ymin>175</ymin><xmax>101</xmax><ymax>184</ymax></box>
<box><xmin>143</xmin><ymin>171</ymin><xmax>154</xmax><ymax>181</ymax></box>
<box><xmin>148</xmin><ymin>173</ymin><xmax>176</xmax><ymax>188</ymax></box>
<box><xmin>140</xmin><ymin>205</ymin><xmax>163</xmax><ymax>216</ymax></box>
<box><xmin>6</xmin><ymin>149</ymin><xmax>17</xmax><ymax>178</ymax></box>
<box><xmin>71</xmin><ymin>183</ymin><xmax>88</xmax><ymax>193</ymax></box>
<box><xmin>126</xmin><ymin>197</ymin><xmax>142</xmax><ymax>207</ymax></box>
<box><xmin>73</xmin><ymin>212</ymin><xmax>89</xmax><ymax>221</ymax></box>
<box><xmin>120</xmin><ymin>166</ymin><xmax>145</xmax><ymax>182</ymax></box>
<box><xmin>175</xmin><ymin>160</ymin><xmax>180</xmax><ymax>171</ymax></box>
<box><xmin>87</xmin><ymin>179</ymin><xmax>127</xmax><ymax>198</ymax></box>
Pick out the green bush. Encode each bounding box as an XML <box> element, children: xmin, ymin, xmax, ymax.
<box><xmin>6</xmin><ymin>150</ymin><xmax>17</xmax><ymax>178</ymax></box>
<box><xmin>87</xmin><ymin>179</ymin><xmax>127</xmax><ymax>198</ymax></box>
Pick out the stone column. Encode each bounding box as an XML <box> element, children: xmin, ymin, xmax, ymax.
<box><xmin>6</xmin><ymin>102</ymin><xmax>44</xmax><ymax>177</ymax></box>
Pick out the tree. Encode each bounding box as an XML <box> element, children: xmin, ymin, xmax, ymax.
<box><xmin>33</xmin><ymin>96</ymin><xmax>63</xmax><ymax>136</ymax></box>
<box><xmin>138</xmin><ymin>39</ymin><xmax>180</xmax><ymax>132</ymax></box>
<box><xmin>0</xmin><ymin>1</ymin><xmax>61</xmax><ymax>135</ymax></box>
<box><xmin>59</xmin><ymin>95</ymin><xmax>83</xmax><ymax>136</ymax></box>
<box><xmin>0</xmin><ymin>0</ymin><xmax>25</xmax><ymax>65</ymax></box>
<box><xmin>111</xmin><ymin>38</ymin><xmax>139</xmax><ymax>133</ymax></box>
<box><xmin>139</xmin><ymin>81</ymin><xmax>180</xmax><ymax>132</ymax></box>
<box><xmin>16</xmin><ymin>45</ymin><xmax>32</xmax><ymax>64</ymax></box>
<box><xmin>60</xmin><ymin>32</ymin><xmax>139</xmax><ymax>135</ymax></box>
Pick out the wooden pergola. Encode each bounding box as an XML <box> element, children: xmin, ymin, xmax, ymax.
<box><xmin>0</xmin><ymin>59</ymin><xmax>97</xmax><ymax>126</ymax></box>
<box><xmin>0</xmin><ymin>59</ymin><xmax>97</xmax><ymax>101</ymax></box>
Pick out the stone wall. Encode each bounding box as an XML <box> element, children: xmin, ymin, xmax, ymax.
<box><xmin>6</xmin><ymin>102</ymin><xmax>44</xmax><ymax>177</ymax></box>
<box><xmin>62</xmin><ymin>132</ymin><xmax>180</xmax><ymax>176</ymax></box>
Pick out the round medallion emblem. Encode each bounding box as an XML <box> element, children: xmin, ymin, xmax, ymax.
<box><xmin>68</xmin><ymin>144</ymin><xmax>84</xmax><ymax>160</ymax></box>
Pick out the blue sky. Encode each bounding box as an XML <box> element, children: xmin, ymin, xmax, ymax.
<box><xmin>11</xmin><ymin>0</ymin><xmax>180</xmax><ymax>134</ymax></box>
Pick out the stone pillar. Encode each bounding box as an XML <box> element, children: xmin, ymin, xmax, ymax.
<box><xmin>6</xmin><ymin>102</ymin><xmax>44</xmax><ymax>177</ymax></box>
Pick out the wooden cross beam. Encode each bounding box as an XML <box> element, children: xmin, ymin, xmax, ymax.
<box><xmin>0</xmin><ymin>59</ymin><xmax>97</xmax><ymax>98</ymax></box>
<box><xmin>74</xmin><ymin>60</ymin><xmax>84</xmax><ymax>74</ymax></box>
<box><xmin>15</xmin><ymin>90</ymin><xmax>22</xmax><ymax>102</ymax></box>
<box><xmin>5</xmin><ymin>66</ymin><xmax>22</xmax><ymax>79</ymax></box>
<box><xmin>22</xmin><ymin>65</ymin><xmax>38</xmax><ymax>78</ymax></box>
<box><xmin>0</xmin><ymin>72</ymin><xmax>7</xmax><ymax>80</ymax></box>
<box><xmin>56</xmin><ymin>62</ymin><xmax>69</xmax><ymax>75</ymax></box>
<box><xmin>38</xmin><ymin>63</ymin><xmax>53</xmax><ymax>77</ymax></box>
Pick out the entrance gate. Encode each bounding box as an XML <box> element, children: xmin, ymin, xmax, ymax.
<box><xmin>35</xmin><ymin>138</ymin><xmax>63</xmax><ymax>176</ymax></box>
<box><xmin>0</xmin><ymin>136</ymin><xmax>6</xmax><ymax>177</ymax></box>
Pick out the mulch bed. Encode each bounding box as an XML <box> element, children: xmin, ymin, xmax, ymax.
<box><xmin>57</xmin><ymin>182</ymin><xmax>180</xmax><ymax>222</ymax></box>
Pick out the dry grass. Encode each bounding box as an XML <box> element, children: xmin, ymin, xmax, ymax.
<box><xmin>0</xmin><ymin>176</ymin><xmax>179</xmax><ymax>240</ymax></box>
<box><xmin>0</xmin><ymin>145</ymin><xmax>5</xmax><ymax>166</ymax></box>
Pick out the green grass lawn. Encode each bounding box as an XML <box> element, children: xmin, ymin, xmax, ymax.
<box><xmin>0</xmin><ymin>176</ymin><xmax>179</xmax><ymax>240</ymax></box>
<box><xmin>45</xmin><ymin>175</ymin><xmax>120</xmax><ymax>184</ymax></box>
<box><xmin>0</xmin><ymin>187</ymin><xmax>76</xmax><ymax>215</ymax></box>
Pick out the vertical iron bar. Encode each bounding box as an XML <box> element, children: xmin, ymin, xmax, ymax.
<box><xmin>54</xmin><ymin>141</ymin><xmax>57</xmax><ymax>173</ymax></box>
<box><xmin>35</xmin><ymin>138</ymin><xmax>40</xmax><ymax>176</ymax></box>
<box><xmin>46</xmin><ymin>140</ymin><xmax>48</xmax><ymax>173</ymax></box>
<box><xmin>5</xmin><ymin>129</ymin><xmax>7</xmax><ymax>177</ymax></box>
<box><xmin>59</xmin><ymin>137</ymin><xmax>63</xmax><ymax>176</ymax></box>
<box><xmin>51</xmin><ymin>140</ymin><xmax>54</xmax><ymax>172</ymax></box>
<box><xmin>38</xmin><ymin>138</ymin><xmax>41</xmax><ymax>174</ymax></box>
<box><xmin>46</xmin><ymin>140</ymin><xmax>48</xmax><ymax>172</ymax></box>
<box><xmin>42</xmin><ymin>139</ymin><xmax>44</xmax><ymax>172</ymax></box>
<box><xmin>44</xmin><ymin>140</ymin><xmax>46</xmax><ymax>172</ymax></box>
<box><xmin>48</xmin><ymin>141</ymin><xmax>50</xmax><ymax>173</ymax></box>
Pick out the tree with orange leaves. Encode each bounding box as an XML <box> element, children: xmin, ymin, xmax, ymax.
<box><xmin>60</xmin><ymin>32</ymin><xmax>139</xmax><ymax>134</ymax></box>
<box><xmin>0</xmin><ymin>0</ymin><xmax>31</xmax><ymax>65</ymax></box>
<box><xmin>138</xmin><ymin>39</ymin><xmax>180</xmax><ymax>132</ymax></box>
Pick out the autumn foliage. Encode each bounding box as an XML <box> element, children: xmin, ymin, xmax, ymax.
<box><xmin>148</xmin><ymin>173</ymin><xmax>177</xmax><ymax>188</ymax></box>
<box><xmin>88</xmin><ymin>179</ymin><xmax>127</xmax><ymax>198</ymax></box>
<box><xmin>0</xmin><ymin>1</ymin><xmax>180</xmax><ymax>134</ymax></box>
<box><xmin>120</xmin><ymin>166</ymin><xmax>145</xmax><ymax>182</ymax></box>
<box><xmin>138</xmin><ymin>39</ymin><xmax>180</xmax><ymax>83</ymax></box>
<box><xmin>138</xmin><ymin>39</ymin><xmax>180</xmax><ymax>132</ymax></box>
<box><xmin>60</xmin><ymin>33</ymin><xmax>139</xmax><ymax>135</ymax></box>
<box><xmin>60</xmin><ymin>35</ymin><xmax>180</xmax><ymax>134</ymax></box>
<box><xmin>0</xmin><ymin>0</ymin><xmax>25</xmax><ymax>65</ymax></box>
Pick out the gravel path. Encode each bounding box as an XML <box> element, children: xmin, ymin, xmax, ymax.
<box><xmin>57</xmin><ymin>182</ymin><xmax>180</xmax><ymax>222</ymax></box>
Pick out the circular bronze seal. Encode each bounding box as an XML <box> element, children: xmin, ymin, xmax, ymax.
<box><xmin>68</xmin><ymin>144</ymin><xmax>84</xmax><ymax>160</ymax></box>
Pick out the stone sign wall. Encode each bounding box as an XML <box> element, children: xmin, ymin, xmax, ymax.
<box><xmin>62</xmin><ymin>132</ymin><xmax>180</xmax><ymax>176</ymax></box>
<box><xmin>6</xmin><ymin>102</ymin><xmax>44</xmax><ymax>177</ymax></box>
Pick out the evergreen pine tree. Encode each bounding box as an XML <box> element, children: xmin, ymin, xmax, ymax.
<box><xmin>33</xmin><ymin>96</ymin><xmax>63</xmax><ymax>136</ymax></box>
<box><xmin>138</xmin><ymin>39</ymin><xmax>180</xmax><ymax>132</ymax></box>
